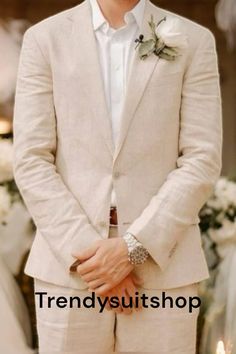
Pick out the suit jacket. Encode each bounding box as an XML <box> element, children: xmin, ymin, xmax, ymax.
<box><xmin>13</xmin><ymin>0</ymin><xmax>222</xmax><ymax>290</ymax></box>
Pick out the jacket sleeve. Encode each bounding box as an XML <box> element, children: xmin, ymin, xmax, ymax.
<box><xmin>13</xmin><ymin>28</ymin><xmax>103</xmax><ymax>271</ymax></box>
<box><xmin>126</xmin><ymin>29</ymin><xmax>223</xmax><ymax>271</ymax></box>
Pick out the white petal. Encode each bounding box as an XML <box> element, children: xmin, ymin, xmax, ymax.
<box><xmin>160</xmin><ymin>33</ymin><xmax>188</xmax><ymax>48</ymax></box>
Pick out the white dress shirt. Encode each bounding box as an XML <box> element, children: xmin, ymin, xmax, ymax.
<box><xmin>89</xmin><ymin>0</ymin><xmax>146</xmax><ymax>207</ymax></box>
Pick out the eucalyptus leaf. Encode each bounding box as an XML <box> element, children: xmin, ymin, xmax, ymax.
<box><xmin>150</xmin><ymin>32</ymin><xmax>157</xmax><ymax>41</ymax></box>
<box><xmin>162</xmin><ymin>46</ymin><xmax>179</xmax><ymax>57</ymax></box>
<box><xmin>148</xmin><ymin>15</ymin><xmax>156</xmax><ymax>33</ymax></box>
<box><xmin>156</xmin><ymin>16</ymin><xmax>167</xmax><ymax>28</ymax></box>
<box><xmin>158</xmin><ymin>52</ymin><xmax>176</xmax><ymax>61</ymax></box>
<box><xmin>139</xmin><ymin>39</ymin><xmax>156</xmax><ymax>59</ymax></box>
<box><xmin>155</xmin><ymin>39</ymin><xmax>165</xmax><ymax>53</ymax></box>
<box><xmin>137</xmin><ymin>15</ymin><xmax>180</xmax><ymax>62</ymax></box>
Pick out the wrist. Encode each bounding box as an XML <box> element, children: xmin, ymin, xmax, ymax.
<box><xmin>123</xmin><ymin>232</ymin><xmax>149</xmax><ymax>265</ymax></box>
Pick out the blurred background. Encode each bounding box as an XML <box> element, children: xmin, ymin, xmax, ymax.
<box><xmin>0</xmin><ymin>0</ymin><xmax>235</xmax><ymax>353</ymax></box>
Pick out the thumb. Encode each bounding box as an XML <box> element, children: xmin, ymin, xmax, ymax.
<box><xmin>72</xmin><ymin>243</ymin><xmax>99</xmax><ymax>261</ymax></box>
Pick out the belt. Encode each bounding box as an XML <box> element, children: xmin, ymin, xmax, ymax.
<box><xmin>110</xmin><ymin>206</ymin><xmax>118</xmax><ymax>226</ymax></box>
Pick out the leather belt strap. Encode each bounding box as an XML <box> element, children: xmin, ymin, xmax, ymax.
<box><xmin>110</xmin><ymin>206</ymin><xmax>118</xmax><ymax>226</ymax></box>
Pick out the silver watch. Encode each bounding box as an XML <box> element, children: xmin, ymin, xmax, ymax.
<box><xmin>123</xmin><ymin>232</ymin><xmax>149</xmax><ymax>265</ymax></box>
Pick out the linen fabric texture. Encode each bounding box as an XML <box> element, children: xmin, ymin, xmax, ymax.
<box><xmin>13</xmin><ymin>0</ymin><xmax>222</xmax><ymax>290</ymax></box>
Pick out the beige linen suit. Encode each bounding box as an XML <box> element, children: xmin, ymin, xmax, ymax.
<box><xmin>13</xmin><ymin>0</ymin><xmax>222</xmax><ymax>350</ymax></box>
<box><xmin>13</xmin><ymin>0</ymin><xmax>222</xmax><ymax>290</ymax></box>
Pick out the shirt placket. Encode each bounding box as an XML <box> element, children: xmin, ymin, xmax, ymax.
<box><xmin>109</xmin><ymin>34</ymin><xmax>124</xmax><ymax>146</ymax></box>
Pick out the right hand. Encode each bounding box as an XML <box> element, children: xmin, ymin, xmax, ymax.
<box><xmin>99</xmin><ymin>272</ymin><xmax>143</xmax><ymax>315</ymax></box>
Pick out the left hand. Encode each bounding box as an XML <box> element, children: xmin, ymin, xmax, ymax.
<box><xmin>73</xmin><ymin>238</ymin><xmax>134</xmax><ymax>295</ymax></box>
<box><xmin>99</xmin><ymin>272</ymin><xmax>143</xmax><ymax>315</ymax></box>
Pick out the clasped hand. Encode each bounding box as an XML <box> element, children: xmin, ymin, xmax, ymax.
<box><xmin>72</xmin><ymin>238</ymin><xmax>142</xmax><ymax>314</ymax></box>
<box><xmin>73</xmin><ymin>238</ymin><xmax>133</xmax><ymax>295</ymax></box>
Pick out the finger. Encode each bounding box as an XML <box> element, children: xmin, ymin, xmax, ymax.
<box><xmin>69</xmin><ymin>259</ymin><xmax>81</xmax><ymax>273</ymax></box>
<box><xmin>125</xmin><ymin>287</ymin><xmax>142</xmax><ymax>312</ymax></box>
<box><xmin>101</xmin><ymin>287</ymin><xmax>123</xmax><ymax>314</ymax></box>
<box><xmin>87</xmin><ymin>278</ymin><xmax>106</xmax><ymax>290</ymax></box>
<box><xmin>81</xmin><ymin>271</ymin><xmax>101</xmax><ymax>283</ymax></box>
<box><xmin>104</xmin><ymin>290</ymin><xmax>122</xmax><ymax>313</ymax></box>
<box><xmin>101</xmin><ymin>296</ymin><xmax>112</xmax><ymax>311</ymax></box>
<box><xmin>115</xmin><ymin>288</ymin><xmax>124</xmax><ymax>312</ymax></box>
<box><xmin>120</xmin><ymin>290</ymin><xmax>132</xmax><ymax>315</ymax></box>
<box><xmin>72</xmin><ymin>243</ymin><xmax>99</xmax><ymax>262</ymax></box>
<box><xmin>76</xmin><ymin>256</ymin><xmax>98</xmax><ymax>276</ymax></box>
<box><xmin>125</xmin><ymin>283</ymin><xmax>136</xmax><ymax>298</ymax></box>
<box><xmin>94</xmin><ymin>283</ymin><xmax>114</xmax><ymax>296</ymax></box>
<box><xmin>123</xmin><ymin>279</ymin><xmax>142</xmax><ymax>312</ymax></box>
<box><xmin>110</xmin><ymin>287</ymin><xmax>128</xmax><ymax>315</ymax></box>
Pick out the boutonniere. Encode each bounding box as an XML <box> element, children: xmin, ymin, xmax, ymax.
<box><xmin>135</xmin><ymin>15</ymin><xmax>188</xmax><ymax>61</ymax></box>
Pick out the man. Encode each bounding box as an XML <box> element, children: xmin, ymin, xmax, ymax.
<box><xmin>13</xmin><ymin>0</ymin><xmax>222</xmax><ymax>352</ymax></box>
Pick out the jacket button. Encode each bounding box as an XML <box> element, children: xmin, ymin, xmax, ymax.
<box><xmin>113</xmin><ymin>171</ymin><xmax>121</xmax><ymax>179</ymax></box>
<box><xmin>98</xmin><ymin>221</ymin><xmax>107</xmax><ymax>228</ymax></box>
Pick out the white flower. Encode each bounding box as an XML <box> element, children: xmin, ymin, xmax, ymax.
<box><xmin>222</xmin><ymin>182</ymin><xmax>236</xmax><ymax>207</ymax></box>
<box><xmin>207</xmin><ymin>197</ymin><xmax>225</xmax><ymax>210</ymax></box>
<box><xmin>0</xmin><ymin>138</ymin><xmax>13</xmax><ymax>183</ymax></box>
<box><xmin>0</xmin><ymin>185</ymin><xmax>11</xmax><ymax>223</ymax></box>
<box><xmin>209</xmin><ymin>219</ymin><xmax>236</xmax><ymax>244</ymax></box>
<box><xmin>214</xmin><ymin>177</ymin><xmax>236</xmax><ymax>208</ymax></box>
<box><xmin>201</xmin><ymin>233</ymin><xmax>219</xmax><ymax>269</ymax></box>
<box><xmin>200</xmin><ymin>206</ymin><xmax>213</xmax><ymax>217</ymax></box>
<box><xmin>208</xmin><ymin>218</ymin><xmax>236</xmax><ymax>259</ymax></box>
<box><xmin>215</xmin><ymin>211</ymin><xmax>225</xmax><ymax>224</ymax></box>
<box><xmin>215</xmin><ymin>177</ymin><xmax>228</xmax><ymax>191</ymax></box>
<box><xmin>155</xmin><ymin>18</ymin><xmax>188</xmax><ymax>48</ymax></box>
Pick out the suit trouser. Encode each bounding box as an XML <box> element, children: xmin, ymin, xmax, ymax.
<box><xmin>34</xmin><ymin>226</ymin><xmax>200</xmax><ymax>353</ymax></box>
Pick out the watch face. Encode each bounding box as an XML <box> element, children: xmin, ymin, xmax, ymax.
<box><xmin>130</xmin><ymin>245</ymin><xmax>149</xmax><ymax>265</ymax></box>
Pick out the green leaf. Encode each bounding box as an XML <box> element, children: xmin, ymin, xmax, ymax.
<box><xmin>162</xmin><ymin>46</ymin><xmax>178</xmax><ymax>56</ymax></box>
<box><xmin>148</xmin><ymin>15</ymin><xmax>156</xmax><ymax>33</ymax></box>
<box><xmin>156</xmin><ymin>16</ymin><xmax>167</xmax><ymax>28</ymax></box>
<box><xmin>155</xmin><ymin>39</ymin><xmax>165</xmax><ymax>54</ymax></box>
<box><xmin>158</xmin><ymin>52</ymin><xmax>176</xmax><ymax>61</ymax></box>
<box><xmin>139</xmin><ymin>39</ymin><xmax>156</xmax><ymax>59</ymax></box>
<box><xmin>162</xmin><ymin>46</ymin><xmax>179</xmax><ymax>57</ymax></box>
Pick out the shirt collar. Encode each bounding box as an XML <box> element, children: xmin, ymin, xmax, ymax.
<box><xmin>89</xmin><ymin>0</ymin><xmax>146</xmax><ymax>32</ymax></box>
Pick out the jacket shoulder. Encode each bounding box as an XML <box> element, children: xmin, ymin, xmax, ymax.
<box><xmin>23</xmin><ymin>0</ymin><xmax>86</xmax><ymax>38</ymax></box>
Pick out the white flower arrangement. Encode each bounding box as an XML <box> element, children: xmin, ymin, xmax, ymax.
<box><xmin>200</xmin><ymin>177</ymin><xmax>236</xmax><ymax>267</ymax></box>
<box><xmin>0</xmin><ymin>185</ymin><xmax>11</xmax><ymax>224</ymax></box>
<box><xmin>135</xmin><ymin>15</ymin><xmax>188</xmax><ymax>61</ymax></box>
<box><xmin>0</xmin><ymin>137</ymin><xmax>22</xmax><ymax>224</ymax></box>
<box><xmin>200</xmin><ymin>177</ymin><xmax>236</xmax><ymax>229</ymax></box>
<box><xmin>0</xmin><ymin>137</ymin><xmax>13</xmax><ymax>183</ymax></box>
<box><xmin>199</xmin><ymin>178</ymin><xmax>236</xmax><ymax>354</ymax></box>
<box><xmin>155</xmin><ymin>17</ymin><xmax>188</xmax><ymax>49</ymax></box>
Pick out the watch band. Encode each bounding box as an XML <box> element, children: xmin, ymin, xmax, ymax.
<box><xmin>123</xmin><ymin>232</ymin><xmax>149</xmax><ymax>265</ymax></box>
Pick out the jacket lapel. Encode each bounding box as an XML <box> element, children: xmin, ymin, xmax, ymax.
<box><xmin>68</xmin><ymin>0</ymin><xmax>164</xmax><ymax>162</ymax></box>
<box><xmin>68</xmin><ymin>0</ymin><xmax>115</xmax><ymax>157</ymax></box>
<box><xmin>113</xmin><ymin>0</ymin><xmax>162</xmax><ymax>163</ymax></box>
